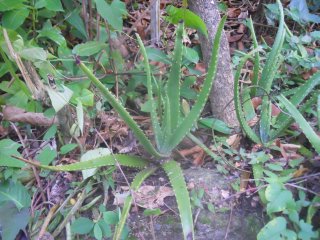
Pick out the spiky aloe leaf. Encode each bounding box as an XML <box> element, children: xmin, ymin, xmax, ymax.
<box><xmin>113</xmin><ymin>167</ymin><xmax>157</xmax><ymax>240</ymax></box>
<box><xmin>12</xmin><ymin>154</ymin><xmax>149</xmax><ymax>171</ymax></box>
<box><xmin>234</xmin><ymin>49</ymin><xmax>261</xmax><ymax>144</ymax></box>
<box><xmin>162</xmin><ymin>160</ymin><xmax>194</xmax><ymax>240</ymax></box>
<box><xmin>167</xmin><ymin>16</ymin><xmax>227</xmax><ymax>151</ymax></box>
<box><xmin>318</xmin><ymin>95</ymin><xmax>320</xmax><ymax>131</ymax></box>
<box><xmin>270</xmin><ymin>92</ymin><xmax>318</xmax><ymax>140</ymax></box>
<box><xmin>259</xmin><ymin>0</ymin><xmax>285</xmax><ymax>143</ymax></box>
<box><xmin>277</xmin><ymin>95</ymin><xmax>320</xmax><ymax>153</ymax></box>
<box><xmin>270</xmin><ymin>71</ymin><xmax>320</xmax><ymax>139</ymax></box>
<box><xmin>78</xmin><ymin>61</ymin><xmax>164</xmax><ymax>158</ymax></box>
<box><xmin>166</xmin><ymin>22</ymin><xmax>184</xmax><ymax>130</ymax></box>
<box><xmin>136</xmin><ymin>34</ymin><xmax>163</xmax><ymax>151</ymax></box>
<box><xmin>247</xmin><ymin>18</ymin><xmax>260</xmax><ymax>97</ymax></box>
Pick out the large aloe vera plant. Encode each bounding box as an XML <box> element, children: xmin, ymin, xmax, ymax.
<box><xmin>11</xmin><ymin>17</ymin><xmax>226</xmax><ymax>239</ymax></box>
<box><xmin>234</xmin><ymin>0</ymin><xmax>320</xmax><ymax>152</ymax></box>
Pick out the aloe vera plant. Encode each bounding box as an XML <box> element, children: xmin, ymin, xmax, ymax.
<box><xmin>8</xmin><ymin>17</ymin><xmax>226</xmax><ymax>240</ymax></box>
<box><xmin>234</xmin><ymin>0</ymin><xmax>320</xmax><ymax>152</ymax></box>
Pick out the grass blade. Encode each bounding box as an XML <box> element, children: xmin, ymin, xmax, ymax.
<box><xmin>78</xmin><ymin>61</ymin><xmax>164</xmax><ymax>158</ymax></box>
<box><xmin>113</xmin><ymin>167</ymin><xmax>157</xmax><ymax>240</ymax></box>
<box><xmin>162</xmin><ymin>160</ymin><xmax>194</xmax><ymax>240</ymax></box>
<box><xmin>167</xmin><ymin>16</ymin><xmax>226</xmax><ymax>150</ymax></box>
<box><xmin>278</xmin><ymin>95</ymin><xmax>320</xmax><ymax>153</ymax></box>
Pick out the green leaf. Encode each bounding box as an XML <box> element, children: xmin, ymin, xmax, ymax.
<box><xmin>103</xmin><ymin>211</ymin><xmax>118</xmax><ymax>225</ymax></box>
<box><xmin>37</xmin><ymin>21</ymin><xmax>65</xmax><ymax>45</ymax></box>
<box><xmin>298</xmin><ymin>220</ymin><xmax>318</xmax><ymax>240</ymax></box>
<box><xmin>183</xmin><ymin>47</ymin><xmax>199</xmax><ymax>64</ymax></box>
<box><xmin>94</xmin><ymin>223</ymin><xmax>103</xmax><ymax>240</ymax></box>
<box><xmin>0</xmin><ymin>202</ymin><xmax>30</xmax><ymax>240</ymax></box>
<box><xmin>143</xmin><ymin>208</ymin><xmax>162</xmax><ymax>216</ymax></box>
<box><xmin>95</xmin><ymin>0</ymin><xmax>127</xmax><ymax>31</ymax></box>
<box><xmin>19</xmin><ymin>47</ymin><xmax>47</xmax><ymax>61</ymax></box>
<box><xmin>2</xmin><ymin>8</ymin><xmax>29</xmax><ymax>30</ymax></box>
<box><xmin>0</xmin><ymin>139</ymin><xmax>24</xmax><ymax>168</ymax></box>
<box><xmin>257</xmin><ymin>217</ymin><xmax>290</xmax><ymax>240</ymax></box>
<box><xmin>46</xmin><ymin>85</ymin><xmax>73</xmax><ymax>112</ymax></box>
<box><xmin>42</xmin><ymin>0</ymin><xmax>63</xmax><ymax>11</ymax></box>
<box><xmin>145</xmin><ymin>47</ymin><xmax>171</xmax><ymax>64</ymax></box>
<box><xmin>66</xmin><ymin>9</ymin><xmax>87</xmax><ymax>39</ymax></box>
<box><xmin>43</xmin><ymin>124</ymin><xmax>57</xmax><ymax>140</ymax></box>
<box><xmin>71</xmin><ymin>217</ymin><xmax>94</xmax><ymax>234</ymax></box>
<box><xmin>72</xmin><ymin>41</ymin><xmax>107</xmax><ymax>56</ymax></box>
<box><xmin>0</xmin><ymin>0</ymin><xmax>26</xmax><ymax>11</ymax></box>
<box><xmin>60</xmin><ymin>143</ymin><xmax>78</xmax><ymax>154</ymax></box>
<box><xmin>81</xmin><ymin>148</ymin><xmax>111</xmax><ymax>180</ymax></box>
<box><xmin>199</xmin><ymin>118</ymin><xmax>232</xmax><ymax>134</ymax></box>
<box><xmin>0</xmin><ymin>181</ymin><xmax>31</xmax><ymax>210</ymax></box>
<box><xmin>162</xmin><ymin>160</ymin><xmax>194</xmax><ymax>240</ymax></box>
<box><xmin>36</xmin><ymin>146</ymin><xmax>57</xmax><ymax>165</ymax></box>
<box><xmin>278</xmin><ymin>94</ymin><xmax>320</xmax><ymax>153</ymax></box>
<box><xmin>265</xmin><ymin>183</ymin><xmax>295</xmax><ymax>214</ymax></box>
<box><xmin>78</xmin><ymin>89</ymin><xmax>94</xmax><ymax>106</ymax></box>
<box><xmin>165</xmin><ymin>6</ymin><xmax>208</xmax><ymax>37</ymax></box>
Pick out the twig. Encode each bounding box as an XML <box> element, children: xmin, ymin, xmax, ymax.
<box><xmin>52</xmin><ymin>188</ymin><xmax>88</xmax><ymax>237</ymax></box>
<box><xmin>37</xmin><ymin>204</ymin><xmax>59</xmax><ymax>240</ymax></box>
<box><xmin>224</xmin><ymin>205</ymin><xmax>233</xmax><ymax>240</ymax></box>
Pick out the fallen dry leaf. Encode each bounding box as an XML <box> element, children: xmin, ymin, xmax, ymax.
<box><xmin>133</xmin><ymin>185</ymin><xmax>174</xmax><ymax>209</ymax></box>
<box><xmin>226</xmin><ymin>134</ymin><xmax>241</xmax><ymax>149</ymax></box>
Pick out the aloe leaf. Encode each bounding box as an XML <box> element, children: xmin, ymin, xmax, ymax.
<box><xmin>243</xmin><ymin>87</ymin><xmax>256</xmax><ymax>121</ymax></box>
<box><xmin>247</xmin><ymin>18</ymin><xmax>260</xmax><ymax>97</ymax></box>
<box><xmin>13</xmin><ymin>154</ymin><xmax>149</xmax><ymax>171</ymax></box>
<box><xmin>166</xmin><ymin>22</ymin><xmax>184</xmax><ymax>130</ymax></box>
<box><xmin>135</xmin><ymin>34</ymin><xmax>163</xmax><ymax>151</ymax></box>
<box><xmin>278</xmin><ymin>95</ymin><xmax>320</xmax><ymax>153</ymax></box>
<box><xmin>113</xmin><ymin>167</ymin><xmax>157</xmax><ymax>240</ymax></box>
<box><xmin>270</xmin><ymin>92</ymin><xmax>318</xmax><ymax>140</ymax></box>
<box><xmin>270</xmin><ymin>71</ymin><xmax>320</xmax><ymax>139</ymax></box>
<box><xmin>259</xmin><ymin>0</ymin><xmax>285</xmax><ymax>143</ymax></box>
<box><xmin>167</xmin><ymin>16</ymin><xmax>226</xmax><ymax>150</ymax></box>
<box><xmin>234</xmin><ymin>50</ymin><xmax>261</xmax><ymax>144</ymax></box>
<box><xmin>162</xmin><ymin>160</ymin><xmax>194</xmax><ymax>240</ymax></box>
<box><xmin>78</xmin><ymin>61</ymin><xmax>164</xmax><ymax>158</ymax></box>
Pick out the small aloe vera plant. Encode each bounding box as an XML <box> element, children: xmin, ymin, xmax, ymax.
<box><xmin>234</xmin><ymin>0</ymin><xmax>320</xmax><ymax>152</ymax></box>
<box><xmin>234</xmin><ymin>0</ymin><xmax>320</xmax><ymax>205</ymax></box>
<box><xmin>13</xmin><ymin>17</ymin><xmax>226</xmax><ymax>239</ymax></box>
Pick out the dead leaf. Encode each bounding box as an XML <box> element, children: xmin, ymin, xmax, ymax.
<box><xmin>133</xmin><ymin>185</ymin><xmax>174</xmax><ymax>209</ymax></box>
<box><xmin>240</xmin><ymin>171</ymin><xmax>251</xmax><ymax>192</ymax></box>
<box><xmin>226</xmin><ymin>134</ymin><xmax>241</xmax><ymax>149</ymax></box>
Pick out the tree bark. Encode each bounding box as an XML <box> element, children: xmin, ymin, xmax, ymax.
<box><xmin>189</xmin><ymin>0</ymin><xmax>238</xmax><ymax>127</ymax></box>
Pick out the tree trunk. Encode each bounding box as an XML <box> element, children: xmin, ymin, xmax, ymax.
<box><xmin>189</xmin><ymin>0</ymin><xmax>238</xmax><ymax>127</ymax></box>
